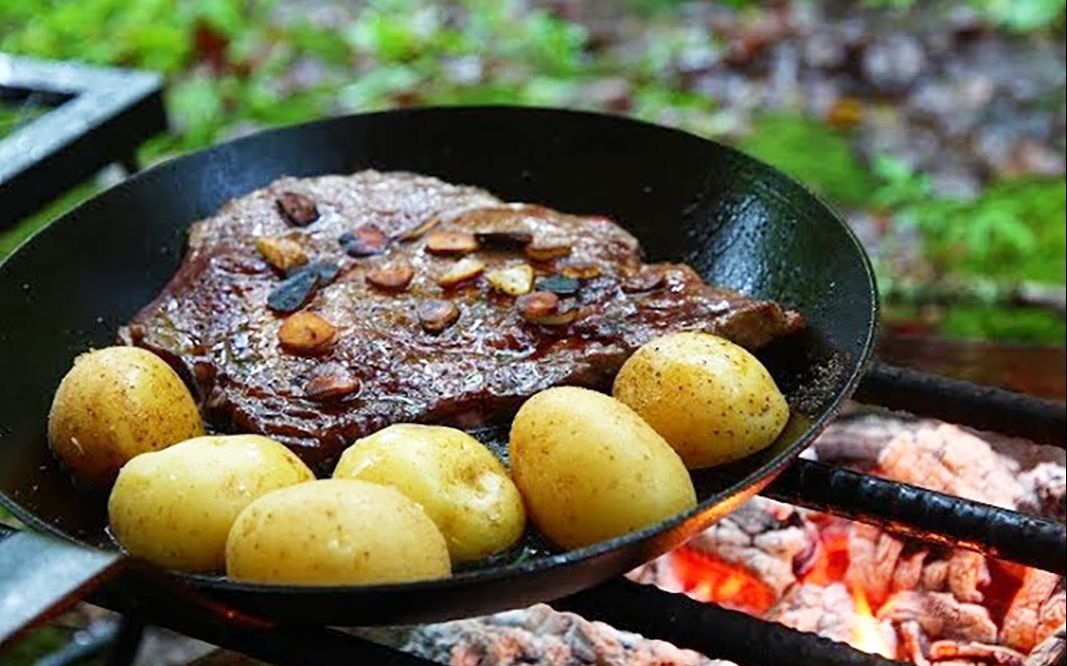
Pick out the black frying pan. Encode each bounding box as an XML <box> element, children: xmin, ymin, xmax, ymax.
<box><xmin>0</xmin><ymin>107</ymin><xmax>877</xmax><ymax>631</ymax></box>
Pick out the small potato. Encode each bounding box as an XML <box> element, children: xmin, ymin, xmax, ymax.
<box><xmin>226</xmin><ymin>479</ymin><xmax>451</xmax><ymax>585</ymax></box>
<box><xmin>48</xmin><ymin>346</ymin><xmax>204</xmax><ymax>487</ymax></box>
<box><xmin>108</xmin><ymin>435</ymin><xmax>314</xmax><ymax>571</ymax></box>
<box><xmin>613</xmin><ymin>332</ymin><xmax>789</xmax><ymax>469</ymax></box>
<box><xmin>509</xmin><ymin>387</ymin><xmax>696</xmax><ymax>550</ymax></box>
<box><xmin>333</xmin><ymin>424</ymin><xmax>525</xmax><ymax>562</ymax></box>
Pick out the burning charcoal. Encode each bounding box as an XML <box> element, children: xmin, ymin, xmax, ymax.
<box><xmin>1018</xmin><ymin>463</ymin><xmax>1066</xmax><ymax>523</ymax></box>
<box><xmin>267</xmin><ymin>269</ymin><xmax>319</xmax><ymax>314</ymax></box>
<box><xmin>536</xmin><ymin>275</ymin><xmax>581</xmax><ymax>296</ymax></box>
<box><xmin>766</xmin><ymin>583</ymin><xmax>856</xmax><ymax>644</ymax></box>
<box><xmin>1026</xmin><ymin>624</ymin><xmax>1067</xmax><ymax>666</ymax></box>
<box><xmin>878</xmin><ymin>591</ymin><xmax>998</xmax><ymax>644</ymax></box>
<box><xmin>475</xmin><ymin>230</ymin><xmax>533</xmax><ymax>250</ymax></box>
<box><xmin>402</xmin><ymin>604</ymin><xmax>729</xmax><ymax>666</ymax></box>
<box><xmin>877</xmin><ymin>424</ymin><xmax>1022</xmax><ymax>509</ymax></box>
<box><xmin>1002</xmin><ymin>570</ymin><xmax>1065</xmax><ymax>652</ymax></box>
<box><xmin>276</xmin><ymin>191</ymin><xmax>319</xmax><ymax>226</ymax></box>
<box><xmin>928</xmin><ymin>640</ymin><xmax>1026</xmax><ymax>664</ymax></box>
<box><xmin>340</xmin><ymin>224</ymin><xmax>389</xmax><ymax>257</ymax></box>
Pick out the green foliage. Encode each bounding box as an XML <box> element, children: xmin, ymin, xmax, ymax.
<box><xmin>861</xmin><ymin>0</ymin><xmax>1065</xmax><ymax>30</ymax></box>
<box><xmin>941</xmin><ymin>304</ymin><xmax>1067</xmax><ymax>344</ymax></box>
<box><xmin>740</xmin><ymin>113</ymin><xmax>878</xmax><ymax>207</ymax></box>
<box><xmin>872</xmin><ymin>156</ymin><xmax>1066</xmax><ymax>286</ymax></box>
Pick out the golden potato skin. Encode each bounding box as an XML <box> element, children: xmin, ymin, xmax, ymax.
<box><xmin>48</xmin><ymin>346</ymin><xmax>204</xmax><ymax>486</ymax></box>
<box><xmin>226</xmin><ymin>479</ymin><xmax>451</xmax><ymax>585</ymax></box>
<box><xmin>108</xmin><ymin>435</ymin><xmax>314</xmax><ymax>571</ymax></box>
<box><xmin>509</xmin><ymin>386</ymin><xmax>696</xmax><ymax>550</ymax></box>
<box><xmin>334</xmin><ymin>424</ymin><xmax>525</xmax><ymax>562</ymax></box>
<box><xmin>613</xmin><ymin>332</ymin><xmax>789</xmax><ymax>469</ymax></box>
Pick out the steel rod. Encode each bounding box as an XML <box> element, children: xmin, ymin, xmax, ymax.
<box><xmin>856</xmin><ymin>362</ymin><xmax>1066</xmax><ymax>448</ymax></box>
<box><xmin>557</xmin><ymin>578</ymin><xmax>908</xmax><ymax>666</ymax></box>
<box><xmin>766</xmin><ymin>459</ymin><xmax>1067</xmax><ymax>574</ymax></box>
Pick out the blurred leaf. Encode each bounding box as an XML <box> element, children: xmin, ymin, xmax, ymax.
<box><xmin>740</xmin><ymin>113</ymin><xmax>877</xmax><ymax>207</ymax></box>
<box><xmin>940</xmin><ymin>304</ymin><xmax>1067</xmax><ymax>344</ymax></box>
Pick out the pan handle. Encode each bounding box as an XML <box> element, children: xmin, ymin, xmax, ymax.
<box><xmin>855</xmin><ymin>361</ymin><xmax>1066</xmax><ymax>448</ymax></box>
<box><xmin>0</xmin><ymin>524</ymin><xmax>123</xmax><ymax>646</ymax></box>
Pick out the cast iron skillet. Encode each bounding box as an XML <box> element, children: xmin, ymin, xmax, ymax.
<box><xmin>0</xmin><ymin>107</ymin><xmax>877</xmax><ymax>627</ymax></box>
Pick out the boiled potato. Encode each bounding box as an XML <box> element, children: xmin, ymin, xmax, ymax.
<box><xmin>613</xmin><ymin>332</ymin><xmax>789</xmax><ymax>469</ymax></box>
<box><xmin>509</xmin><ymin>386</ymin><xmax>696</xmax><ymax>550</ymax></box>
<box><xmin>108</xmin><ymin>434</ymin><xmax>314</xmax><ymax>571</ymax></box>
<box><xmin>333</xmin><ymin>424</ymin><xmax>525</xmax><ymax>562</ymax></box>
<box><xmin>48</xmin><ymin>346</ymin><xmax>203</xmax><ymax>486</ymax></box>
<box><xmin>226</xmin><ymin>479</ymin><xmax>451</xmax><ymax>585</ymax></box>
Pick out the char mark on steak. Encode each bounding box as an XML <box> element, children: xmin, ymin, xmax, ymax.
<box><xmin>122</xmin><ymin>171</ymin><xmax>802</xmax><ymax>472</ymax></box>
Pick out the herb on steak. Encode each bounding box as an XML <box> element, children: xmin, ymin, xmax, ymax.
<box><xmin>525</xmin><ymin>241</ymin><xmax>572</xmax><ymax>261</ymax></box>
<box><xmin>267</xmin><ymin>269</ymin><xmax>320</xmax><ymax>314</ymax></box>
<box><xmin>340</xmin><ymin>224</ymin><xmax>390</xmax><ymax>257</ymax></box>
<box><xmin>437</xmin><ymin>257</ymin><xmax>485</xmax><ymax>287</ymax></box>
<box><xmin>278</xmin><ymin>312</ymin><xmax>337</xmax><ymax>355</ymax></box>
<box><xmin>425</xmin><ymin>230</ymin><xmax>479</xmax><ymax>256</ymax></box>
<box><xmin>256</xmin><ymin>236</ymin><xmax>308</xmax><ymax>272</ymax></box>
<box><xmin>535</xmin><ymin>275</ymin><xmax>580</xmax><ymax>296</ymax></box>
<box><xmin>305</xmin><ymin>363</ymin><xmax>361</xmax><ymax>401</ymax></box>
<box><xmin>559</xmin><ymin>261</ymin><xmax>602</xmax><ymax>279</ymax></box>
<box><xmin>366</xmin><ymin>262</ymin><xmax>415</xmax><ymax>292</ymax></box>
<box><xmin>288</xmin><ymin>260</ymin><xmax>340</xmax><ymax>286</ymax></box>
<box><xmin>418</xmin><ymin>299</ymin><xmax>460</xmax><ymax>333</ymax></box>
<box><xmin>621</xmin><ymin>267</ymin><xmax>667</xmax><ymax>293</ymax></box>
<box><xmin>276</xmin><ymin>191</ymin><xmax>319</xmax><ymax>226</ymax></box>
<box><xmin>486</xmin><ymin>264</ymin><xmax>535</xmax><ymax>296</ymax></box>
<box><xmin>475</xmin><ymin>230</ymin><xmax>533</xmax><ymax>250</ymax></box>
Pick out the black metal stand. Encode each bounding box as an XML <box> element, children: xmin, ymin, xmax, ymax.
<box><xmin>0</xmin><ymin>55</ymin><xmax>166</xmax><ymax>229</ymax></box>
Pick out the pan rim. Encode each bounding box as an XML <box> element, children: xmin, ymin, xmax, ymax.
<box><xmin>0</xmin><ymin>105</ymin><xmax>879</xmax><ymax>600</ymax></box>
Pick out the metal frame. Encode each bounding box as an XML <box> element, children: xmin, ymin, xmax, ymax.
<box><xmin>0</xmin><ymin>55</ymin><xmax>167</xmax><ymax>229</ymax></box>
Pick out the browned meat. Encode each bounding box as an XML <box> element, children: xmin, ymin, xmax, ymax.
<box><xmin>123</xmin><ymin>171</ymin><xmax>802</xmax><ymax>472</ymax></box>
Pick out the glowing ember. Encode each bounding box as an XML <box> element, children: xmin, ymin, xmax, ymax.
<box><xmin>850</xmin><ymin>585</ymin><xmax>894</xmax><ymax>659</ymax></box>
<box><xmin>670</xmin><ymin>547</ymin><xmax>778</xmax><ymax>614</ymax></box>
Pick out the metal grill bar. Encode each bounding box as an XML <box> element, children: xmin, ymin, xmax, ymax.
<box><xmin>557</xmin><ymin>579</ymin><xmax>908</xmax><ymax>666</ymax></box>
<box><xmin>766</xmin><ymin>459</ymin><xmax>1067</xmax><ymax>574</ymax></box>
<box><xmin>856</xmin><ymin>363</ymin><xmax>1066</xmax><ymax>449</ymax></box>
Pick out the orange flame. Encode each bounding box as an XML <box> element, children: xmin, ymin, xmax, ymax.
<box><xmin>670</xmin><ymin>547</ymin><xmax>777</xmax><ymax>614</ymax></box>
<box><xmin>850</xmin><ymin>585</ymin><xmax>894</xmax><ymax>659</ymax></box>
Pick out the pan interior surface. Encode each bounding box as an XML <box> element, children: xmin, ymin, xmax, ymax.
<box><xmin>0</xmin><ymin>107</ymin><xmax>876</xmax><ymax>622</ymax></box>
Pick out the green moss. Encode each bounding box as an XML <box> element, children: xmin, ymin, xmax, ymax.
<box><xmin>738</xmin><ymin>113</ymin><xmax>877</xmax><ymax>207</ymax></box>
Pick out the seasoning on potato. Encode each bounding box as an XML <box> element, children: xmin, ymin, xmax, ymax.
<box><xmin>48</xmin><ymin>346</ymin><xmax>204</xmax><ymax>487</ymax></box>
<box><xmin>225</xmin><ymin>479</ymin><xmax>451</xmax><ymax>585</ymax></box>
<box><xmin>509</xmin><ymin>386</ymin><xmax>696</xmax><ymax>550</ymax></box>
<box><xmin>612</xmin><ymin>332</ymin><xmax>789</xmax><ymax>469</ymax></box>
<box><xmin>108</xmin><ymin>434</ymin><xmax>314</xmax><ymax>572</ymax></box>
<box><xmin>333</xmin><ymin>424</ymin><xmax>525</xmax><ymax>562</ymax></box>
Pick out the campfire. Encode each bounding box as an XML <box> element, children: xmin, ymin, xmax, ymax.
<box><xmin>401</xmin><ymin>414</ymin><xmax>1065</xmax><ymax>666</ymax></box>
<box><xmin>629</xmin><ymin>416</ymin><xmax>1066</xmax><ymax>666</ymax></box>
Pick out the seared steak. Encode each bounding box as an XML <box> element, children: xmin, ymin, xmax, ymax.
<box><xmin>123</xmin><ymin>171</ymin><xmax>802</xmax><ymax>472</ymax></box>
